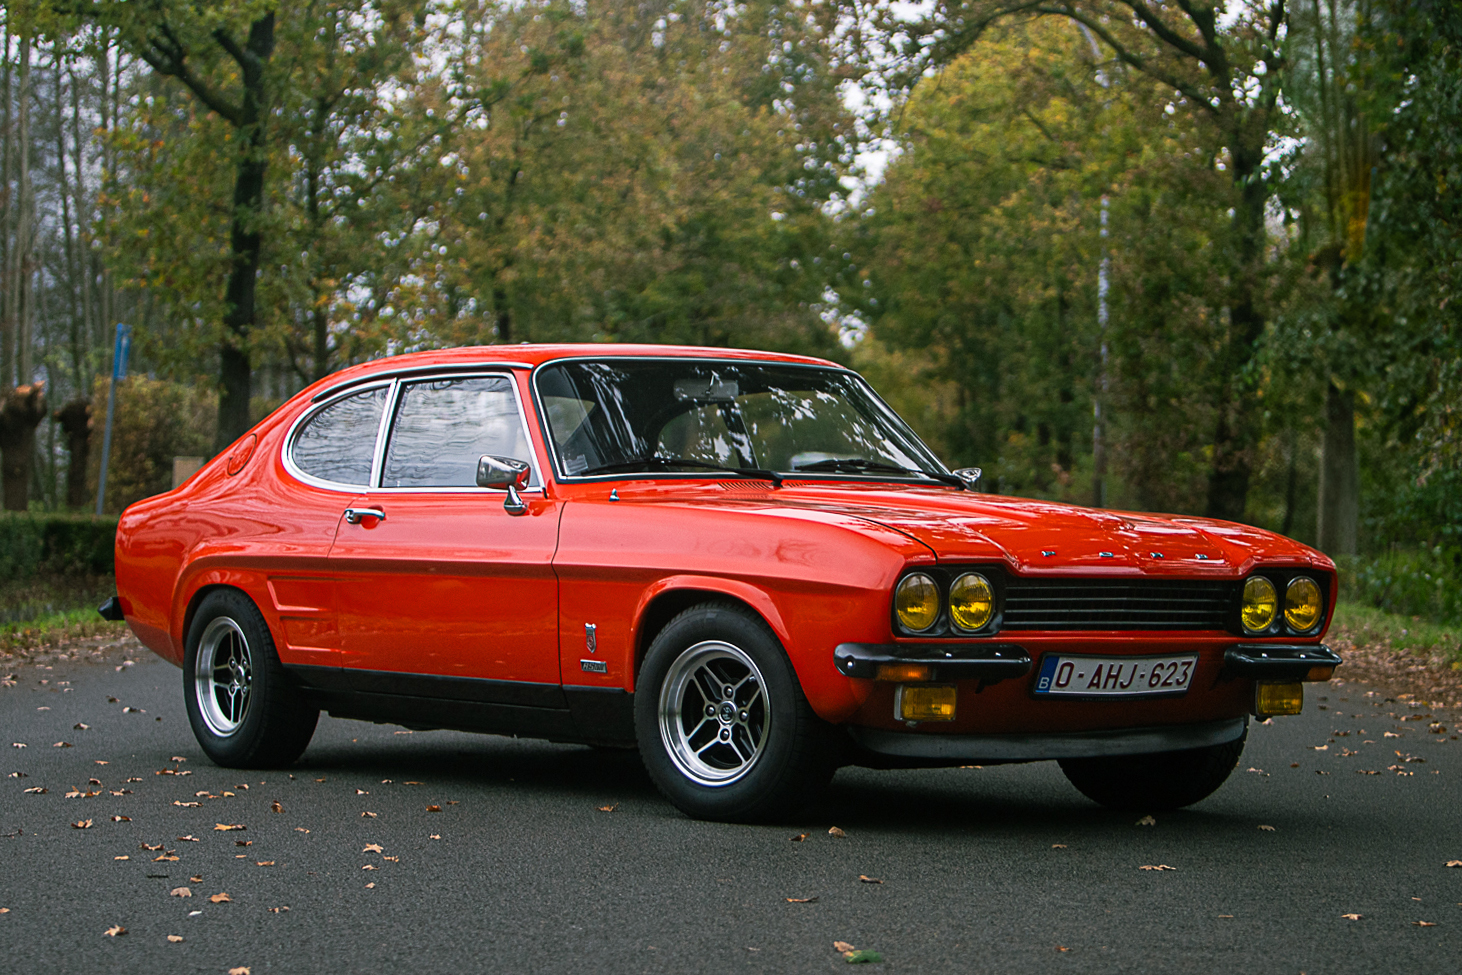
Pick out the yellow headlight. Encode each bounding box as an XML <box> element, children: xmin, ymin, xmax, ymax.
<box><xmin>895</xmin><ymin>573</ymin><xmax>940</xmax><ymax>631</ymax></box>
<box><xmin>949</xmin><ymin>573</ymin><xmax>995</xmax><ymax>631</ymax></box>
<box><xmin>1241</xmin><ymin>576</ymin><xmax>1278</xmax><ymax>632</ymax></box>
<box><xmin>1285</xmin><ymin>577</ymin><xmax>1323</xmax><ymax>631</ymax></box>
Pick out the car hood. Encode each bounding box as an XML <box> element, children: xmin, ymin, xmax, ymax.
<box><xmin>691</xmin><ymin>483</ymin><xmax>1328</xmax><ymax>576</ymax></box>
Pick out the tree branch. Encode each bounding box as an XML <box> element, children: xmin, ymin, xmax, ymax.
<box><xmin>1116</xmin><ymin>0</ymin><xmax>1211</xmax><ymax>64</ymax></box>
<box><xmin>138</xmin><ymin>24</ymin><xmax>243</xmax><ymax>125</ymax></box>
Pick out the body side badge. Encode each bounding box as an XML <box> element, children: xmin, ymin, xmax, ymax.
<box><xmin>585</xmin><ymin>623</ymin><xmax>597</xmax><ymax>654</ymax></box>
<box><xmin>580</xmin><ymin>659</ymin><xmax>608</xmax><ymax>674</ymax></box>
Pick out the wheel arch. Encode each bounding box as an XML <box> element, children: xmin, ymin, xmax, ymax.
<box><xmin>630</xmin><ymin>578</ymin><xmax>790</xmax><ymax>686</ymax></box>
<box><xmin>173</xmin><ymin>567</ymin><xmax>278</xmax><ymax>663</ymax></box>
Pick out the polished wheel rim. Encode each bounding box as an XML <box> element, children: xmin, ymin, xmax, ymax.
<box><xmin>658</xmin><ymin>640</ymin><xmax>770</xmax><ymax>786</ymax></box>
<box><xmin>195</xmin><ymin>617</ymin><xmax>253</xmax><ymax>737</ymax></box>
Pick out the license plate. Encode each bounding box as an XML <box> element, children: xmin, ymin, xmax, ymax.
<box><xmin>1033</xmin><ymin>654</ymin><xmax>1198</xmax><ymax>697</ymax></box>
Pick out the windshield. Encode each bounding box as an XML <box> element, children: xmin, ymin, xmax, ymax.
<box><xmin>534</xmin><ymin>359</ymin><xmax>949</xmax><ymax>482</ymax></box>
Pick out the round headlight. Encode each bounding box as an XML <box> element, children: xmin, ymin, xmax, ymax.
<box><xmin>949</xmin><ymin>573</ymin><xmax>995</xmax><ymax>631</ymax></box>
<box><xmin>1241</xmin><ymin>576</ymin><xmax>1278</xmax><ymax>632</ymax></box>
<box><xmin>1285</xmin><ymin>577</ymin><xmax>1322</xmax><ymax>631</ymax></box>
<box><xmin>895</xmin><ymin>573</ymin><xmax>940</xmax><ymax>632</ymax></box>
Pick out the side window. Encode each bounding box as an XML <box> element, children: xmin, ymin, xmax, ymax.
<box><xmin>382</xmin><ymin>376</ymin><xmax>536</xmax><ymax>489</ymax></box>
<box><xmin>291</xmin><ymin>386</ymin><xmax>389</xmax><ymax>486</ymax></box>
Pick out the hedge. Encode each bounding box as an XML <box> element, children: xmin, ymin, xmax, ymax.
<box><xmin>0</xmin><ymin>512</ymin><xmax>118</xmax><ymax>581</ymax></box>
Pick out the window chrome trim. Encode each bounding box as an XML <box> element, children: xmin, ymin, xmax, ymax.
<box><xmin>281</xmin><ymin>378</ymin><xmax>396</xmax><ymax>493</ymax></box>
<box><xmin>309</xmin><ymin>360</ymin><xmax>532</xmax><ymax>403</ymax></box>
<box><xmin>527</xmin><ymin>354</ymin><xmax>952</xmax><ymax>485</ymax></box>
<box><xmin>367</xmin><ymin>370</ymin><xmax>544</xmax><ymax>493</ymax></box>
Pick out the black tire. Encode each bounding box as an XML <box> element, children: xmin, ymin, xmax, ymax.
<box><xmin>634</xmin><ymin>602</ymin><xmax>837</xmax><ymax>822</ymax></box>
<box><xmin>183</xmin><ymin>589</ymin><xmax>318</xmax><ymax>768</ymax></box>
<box><xmin>1058</xmin><ymin>728</ymin><xmax>1248</xmax><ymax>812</ymax></box>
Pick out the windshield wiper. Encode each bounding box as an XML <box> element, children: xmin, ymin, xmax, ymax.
<box><xmin>578</xmin><ymin>456</ymin><xmax>782</xmax><ymax>487</ymax></box>
<box><xmin>793</xmin><ymin>457</ymin><xmax>966</xmax><ymax>489</ymax></box>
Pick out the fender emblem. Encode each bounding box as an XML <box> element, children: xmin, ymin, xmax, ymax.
<box><xmin>580</xmin><ymin>659</ymin><xmax>608</xmax><ymax>674</ymax></box>
<box><xmin>585</xmin><ymin>623</ymin><xmax>597</xmax><ymax>654</ymax></box>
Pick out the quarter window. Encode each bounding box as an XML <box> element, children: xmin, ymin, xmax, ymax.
<box><xmin>381</xmin><ymin>376</ymin><xmax>536</xmax><ymax>489</ymax></box>
<box><xmin>291</xmin><ymin>385</ymin><xmax>389</xmax><ymax>486</ymax></box>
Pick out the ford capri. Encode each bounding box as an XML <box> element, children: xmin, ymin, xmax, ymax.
<box><xmin>108</xmin><ymin>344</ymin><xmax>1340</xmax><ymax>821</ymax></box>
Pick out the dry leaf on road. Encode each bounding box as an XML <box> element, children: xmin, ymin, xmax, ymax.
<box><xmin>1139</xmin><ymin>864</ymin><xmax>1177</xmax><ymax>871</ymax></box>
<box><xmin>833</xmin><ymin>942</ymin><xmax>855</xmax><ymax>953</ymax></box>
<box><xmin>1258</xmin><ymin>825</ymin><xmax>1276</xmax><ymax>832</ymax></box>
<box><xmin>363</xmin><ymin>843</ymin><xmax>383</xmax><ymax>853</ymax></box>
<box><xmin>213</xmin><ymin>824</ymin><xmax>245</xmax><ymax>831</ymax></box>
<box><xmin>209</xmin><ymin>893</ymin><xmax>231</xmax><ymax>904</ymax></box>
<box><xmin>1413</xmin><ymin>921</ymin><xmax>1436</xmax><ymax>927</ymax></box>
<box><xmin>356</xmin><ymin>789</ymin><xmax>368</xmax><ymax>795</ymax></box>
<box><xmin>72</xmin><ymin>819</ymin><xmax>92</xmax><ymax>829</ymax></box>
<box><xmin>1051</xmin><ymin>844</ymin><xmax>1068</xmax><ymax>849</ymax></box>
<box><xmin>270</xmin><ymin>802</ymin><xmax>283</xmax><ymax>813</ymax></box>
<box><xmin>828</xmin><ymin>827</ymin><xmax>846</xmax><ymax>838</ymax></box>
<box><xmin>1136</xmin><ymin>816</ymin><xmax>1156</xmax><ymax>826</ymax></box>
<box><xmin>111</xmin><ymin>816</ymin><xmax>130</xmax><ymax>823</ymax></box>
<box><xmin>104</xmin><ymin>925</ymin><xmax>125</xmax><ymax>937</ymax></box>
<box><xmin>53</xmin><ymin>742</ymin><xmax>72</xmax><ymax>748</ymax></box>
<box><xmin>255</xmin><ymin>861</ymin><xmax>275</xmax><ymax>867</ymax></box>
<box><xmin>425</xmin><ymin>805</ymin><xmax>441</xmax><ymax>812</ymax></box>
<box><xmin>1341</xmin><ymin>913</ymin><xmax>1362</xmax><ymax>920</ymax></box>
<box><xmin>790</xmin><ymin>833</ymin><xmax>808</xmax><ymax>842</ymax></box>
<box><xmin>1446</xmin><ymin>860</ymin><xmax>1462</xmax><ymax>868</ymax></box>
<box><xmin>167</xmin><ymin>935</ymin><xmax>183</xmax><ymax>943</ymax></box>
<box><xmin>858</xmin><ymin>875</ymin><xmax>883</xmax><ymax>884</ymax></box>
<box><xmin>169</xmin><ymin>888</ymin><xmax>192</xmax><ymax>898</ymax></box>
<box><xmin>361</xmin><ymin>864</ymin><xmax>377</xmax><ymax>871</ymax></box>
<box><xmin>786</xmin><ymin>896</ymin><xmax>818</xmax><ymax>903</ymax></box>
<box><xmin>22</xmin><ymin>787</ymin><xmax>45</xmax><ymax>794</ymax></box>
<box><xmin>228</xmin><ymin>968</ymin><xmax>250</xmax><ymax>975</ymax></box>
<box><xmin>598</xmin><ymin>804</ymin><xmax>618</xmax><ymax>812</ymax></box>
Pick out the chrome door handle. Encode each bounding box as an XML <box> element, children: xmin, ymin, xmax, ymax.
<box><xmin>343</xmin><ymin>507</ymin><xmax>386</xmax><ymax>525</ymax></box>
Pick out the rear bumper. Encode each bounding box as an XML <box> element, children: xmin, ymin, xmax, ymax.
<box><xmin>847</xmin><ymin>716</ymin><xmax>1247</xmax><ymax>766</ymax></box>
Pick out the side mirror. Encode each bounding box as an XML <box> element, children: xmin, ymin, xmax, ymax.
<box><xmin>477</xmin><ymin>455</ymin><xmax>532</xmax><ymax>515</ymax></box>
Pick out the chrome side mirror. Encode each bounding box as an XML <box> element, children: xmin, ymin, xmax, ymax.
<box><xmin>477</xmin><ymin>455</ymin><xmax>532</xmax><ymax>515</ymax></box>
<box><xmin>952</xmin><ymin>467</ymin><xmax>982</xmax><ymax>489</ymax></box>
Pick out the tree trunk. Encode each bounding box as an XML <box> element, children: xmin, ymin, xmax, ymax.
<box><xmin>54</xmin><ymin>398</ymin><xmax>91</xmax><ymax>509</ymax></box>
<box><xmin>215</xmin><ymin>14</ymin><xmax>277</xmax><ymax>453</ymax></box>
<box><xmin>1317</xmin><ymin>380</ymin><xmax>1358</xmax><ymax>556</ymax></box>
<box><xmin>0</xmin><ymin>382</ymin><xmax>45</xmax><ymax>510</ymax></box>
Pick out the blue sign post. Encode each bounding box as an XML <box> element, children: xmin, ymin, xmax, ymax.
<box><xmin>95</xmin><ymin>324</ymin><xmax>132</xmax><ymax>517</ymax></box>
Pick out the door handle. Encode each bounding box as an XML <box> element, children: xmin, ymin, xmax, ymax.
<box><xmin>343</xmin><ymin>507</ymin><xmax>386</xmax><ymax>525</ymax></box>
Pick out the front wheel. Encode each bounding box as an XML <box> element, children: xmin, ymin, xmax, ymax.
<box><xmin>183</xmin><ymin>589</ymin><xmax>318</xmax><ymax>768</ymax></box>
<box><xmin>634</xmin><ymin>602</ymin><xmax>836</xmax><ymax>822</ymax></box>
<box><xmin>1058</xmin><ymin>728</ymin><xmax>1247</xmax><ymax>812</ymax></box>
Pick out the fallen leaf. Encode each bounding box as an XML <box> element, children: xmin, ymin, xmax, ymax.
<box><xmin>268</xmin><ymin>906</ymin><xmax>289</xmax><ymax>913</ymax></box>
<box><xmin>256</xmin><ymin>861</ymin><xmax>275</xmax><ymax>867</ymax></box>
<box><xmin>429</xmin><ymin>834</ymin><xmax>440</xmax><ymax>840</ymax></box>
<box><xmin>53</xmin><ymin>742</ymin><xmax>72</xmax><ymax>748</ymax></box>
<box><xmin>167</xmin><ymin>935</ymin><xmax>183</xmax><ymax>943</ymax></box>
<box><xmin>190</xmin><ymin>876</ymin><xmax>202</xmax><ymax>883</ymax></box>
<box><xmin>270</xmin><ymin>801</ymin><xmax>283</xmax><ymax>814</ymax></box>
<box><xmin>828</xmin><ymin>826</ymin><xmax>847</xmax><ymax>838</ymax></box>
<box><xmin>5</xmin><ymin>772</ymin><xmax>23</xmax><ymax>778</ymax></box>
<box><xmin>786</xmin><ymin>896</ymin><xmax>819</xmax><ymax>903</ymax></box>
<box><xmin>362</xmin><ymin>864</ymin><xmax>377</xmax><ymax>871</ymax></box>
<box><xmin>858</xmin><ymin>875</ymin><xmax>883</xmax><ymax>884</ymax></box>
<box><xmin>364</xmin><ymin>882</ymin><xmax>375</xmax><ymax>889</ymax></box>
<box><xmin>213</xmin><ymin>824</ymin><xmax>245</xmax><ymax>831</ymax></box>
<box><xmin>0</xmin><ymin>908</ymin><xmax>8</xmax><ymax>914</ymax></box>
<box><xmin>171</xmin><ymin>757</ymin><xmax>186</xmax><ymax>763</ymax></box>
<box><xmin>111</xmin><ymin>816</ymin><xmax>130</xmax><ymax>823</ymax></box>
<box><xmin>227</xmin><ymin>968</ymin><xmax>249</xmax><ymax>975</ymax></box>
<box><xmin>790</xmin><ymin>833</ymin><xmax>808</xmax><ymax>842</ymax></box>
<box><xmin>177</xmin><ymin>835</ymin><xmax>199</xmax><ymax>842</ymax></box>
<box><xmin>425</xmin><ymin>805</ymin><xmax>441</xmax><ymax>813</ymax></box>
<box><xmin>1056</xmin><ymin>946</ymin><xmax>1070</xmax><ymax>952</ymax></box>
<box><xmin>1139</xmin><ymin>864</ymin><xmax>1177</xmax><ymax>871</ymax></box>
<box><xmin>209</xmin><ymin>893</ymin><xmax>231</xmax><ymax>904</ymax></box>
<box><xmin>356</xmin><ymin>789</ymin><xmax>368</xmax><ymax>795</ymax></box>
<box><xmin>293</xmin><ymin>829</ymin><xmax>308</xmax><ymax>834</ymax></box>
<box><xmin>105</xmin><ymin>925</ymin><xmax>125</xmax><ymax>937</ymax></box>
<box><xmin>363</xmin><ymin>843</ymin><xmax>384</xmax><ymax>853</ymax></box>
<box><xmin>172</xmin><ymin>801</ymin><xmax>201</xmax><ymax>808</ymax></box>
<box><xmin>360</xmin><ymin>811</ymin><xmax>377</xmax><ymax>818</ymax></box>
<box><xmin>845</xmin><ymin>950</ymin><xmax>883</xmax><ymax>963</ymax></box>
<box><xmin>1258</xmin><ymin>825</ymin><xmax>1276</xmax><ymax>832</ymax></box>
<box><xmin>107</xmin><ymin>697</ymin><xmax>118</xmax><ymax>703</ymax></box>
<box><xmin>404</xmin><ymin>781</ymin><xmax>423</xmax><ymax>785</ymax></box>
<box><xmin>169</xmin><ymin>887</ymin><xmax>192</xmax><ymax>898</ymax></box>
<box><xmin>10</xmin><ymin>743</ymin><xmax>25</xmax><ymax>749</ymax></box>
<box><xmin>72</xmin><ymin>819</ymin><xmax>92</xmax><ymax>829</ymax></box>
<box><xmin>153</xmin><ymin>853</ymin><xmax>179</xmax><ymax>862</ymax></box>
<box><xmin>1290</xmin><ymin>762</ymin><xmax>1300</xmax><ymax>768</ymax></box>
<box><xmin>73</xmin><ymin>723</ymin><xmax>89</xmax><ymax>731</ymax></box>
<box><xmin>22</xmin><ymin>787</ymin><xmax>45</xmax><ymax>794</ymax></box>
<box><xmin>1051</xmin><ymin>844</ymin><xmax>1067</xmax><ymax>849</ymax></box>
<box><xmin>1413</xmin><ymin>921</ymin><xmax>1436</xmax><ymax>927</ymax></box>
<box><xmin>1446</xmin><ymin>860</ymin><xmax>1462</xmax><ymax>868</ymax></box>
<box><xmin>1136</xmin><ymin>815</ymin><xmax>1156</xmax><ymax>826</ymax></box>
<box><xmin>114</xmin><ymin>856</ymin><xmax>129</xmax><ymax>861</ymax></box>
<box><xmin>140</xmin><ymin>843</ymin><xmax>163</xmax><ymax>851</ymax></box>
<box><xmin>235</xmin><ymin>840</ymin><xmax>252</xmax><ymax>847</ymax></box>
<box><xmin>833</xmin><ymin>942</ymin><xmax>856</xmax><ymax>953</ymax></box>
<box><xmin>382</xmin><ymin>856</ymin><xmax>398</xmax><ymax>862</ymax></box>
<box><xmin>598</xmin><ymin>803</ymin><xmax>618</xmax><ymax>812</ymax></box>
<box><xmin>1312</xmin><ymin>745</ymin><xmax>1328</xmax><ymax>751</ymax></box>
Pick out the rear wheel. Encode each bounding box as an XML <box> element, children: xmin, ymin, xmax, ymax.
<box><xmin>1058</xmin><ymin>729</ymin><xmax>1247</xmax><ymax>811</ymax></box>
<box><xmin>183</xmin><ymin>589</ymin><xmax>318</xmax><ymax>768</ymax></box>
<box><xmin>635</xmin><ymin>602</ymin><xmax>836</xmax><ymax>822</ymax></box>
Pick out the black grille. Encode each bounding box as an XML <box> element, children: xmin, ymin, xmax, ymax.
<box><xmin>1001</xmin><ymin>578</ymin><xmax>1236</xmax><ymax>631</ymax></box>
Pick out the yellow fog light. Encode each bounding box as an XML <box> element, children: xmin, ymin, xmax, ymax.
<box><xmin>895</xmin><ymin>573</ymin><xmax>940</xmax><ymax>632</ymax></box>
<box><xmin>1241</xmin><ymin>576</ymin><xmax>1278</xmax><ymax>632</ymax></box>
<box><xmin>949</xmin><ymin>573</ymin><xmax>995</xmax><ymax>631</ymax></box>
<box><xmin>1285</xmin><ymin>577</ymin><xmax>1323</xmax><ymax>632</ymax></box>
<box><xmin>1255</xmin><ymin>681</ymin><xmax>1303</xmax><ymax>717</ymax></box>
<box><xmin>898</xmin><ymin>684</ymin><xmax>957</xmax><ymax>722</ymax></box>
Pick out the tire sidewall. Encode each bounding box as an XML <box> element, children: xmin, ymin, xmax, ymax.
<box><xmin>634</xmin><ymin>605</ymin><xmax>809</xmax><ymax>820</ymax></box>
<box><xmin>183</xmin><ymin>589</ymin><xmax>283</xmax><ymax>767</ymax></box>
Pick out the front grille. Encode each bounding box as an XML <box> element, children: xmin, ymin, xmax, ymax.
<box><xmin>1001</xmin><ymin>578</ymin><xmax>1235</xmax><ymax>631</ymax></box>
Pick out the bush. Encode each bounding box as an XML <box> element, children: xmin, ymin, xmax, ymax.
<box><xmin>1336</xmin><ymin>547</ymin><xmax>1462</xmax><ymax>625</ymax></box>
<box><xmin>90</xmin><ymin>376</ymin><xmax>215</xmax><ymax>514</ymax></box>
<box><xmin>0</xmin><ymin>512</ymin><xmax>118</xmax><ymax>582</ymax></box>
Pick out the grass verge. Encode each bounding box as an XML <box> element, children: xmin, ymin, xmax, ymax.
<box><xmin>0</xmin><ymin>607</ymin><xmax>129</xmax><ymax>657</ymax></box>
<box><xmin>1330</xmin><ymin>601</ymin><xmax>1462</xmax><ymax>668</ymax></box>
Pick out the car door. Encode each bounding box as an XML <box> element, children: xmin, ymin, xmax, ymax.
<box><xmin>327</xmin><ymin>373</ymin><xmax>563</xmax><ymax>695</ymax></box>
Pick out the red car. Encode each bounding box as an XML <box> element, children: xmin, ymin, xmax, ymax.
<box><xmin>108</xmin><ymin>344</ymin><xmax>1340</xmax><ymax>821</ymax></box>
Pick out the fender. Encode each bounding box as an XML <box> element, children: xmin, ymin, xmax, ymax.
<box><xmin>171</xmin><ymin>565</ymin><xmax>281</xmax><ymax>668</ymax></box>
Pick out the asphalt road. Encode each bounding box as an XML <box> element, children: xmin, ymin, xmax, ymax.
<box><xmin>2</xmin><ymin>641</ymin><xmax>1460</xmax><ymax>975</ymax></box>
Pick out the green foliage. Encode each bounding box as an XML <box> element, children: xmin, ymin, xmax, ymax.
<box><xmin>1336</xmin><ymin>548</ymin><xmax>1462</xmax><ymax>626</ymax></box>
<box><xmin>89</xmin><ymin>376</ymin><xmax>214</xmax><ymax>513</ymax></box>
<box><xmin>0</xmin><ymin>512</ymin><xmax>117</xmax><ymax>581</ymax></box>
<box><xmin>1330</xmin><ymin>601</ymin><xmax>1462</xmax><ymax>666</ymax></box>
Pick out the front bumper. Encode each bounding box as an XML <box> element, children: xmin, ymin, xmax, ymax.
<box><xmin>834</xmin><ymin>642</ymin><xmax>1032</xmax><ymax>684</ymax></box>
<box><xmin>847</xmin><ymin>716</ymin><xmax>1248</xmax><ymax>765</ymax></box>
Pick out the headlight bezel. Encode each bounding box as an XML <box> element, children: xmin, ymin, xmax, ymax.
<box><xmin>891</xmin><ymin>566</ymin><xmax>1005</xmax><ymax>637</ymax></box>
<box><xmin>1237</xmin><ymin>570</ymin><xmax>1329</xmax><ymax>637</ymax></box>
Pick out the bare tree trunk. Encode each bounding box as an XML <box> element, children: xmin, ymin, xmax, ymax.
<box><xmin>54</xmin><ymin>398</ymin><xmax>91</xmax><ymax>509</ymax></box>
<box><xmin>1317</xmin><ymin>380</ymin><xmax>1359</xmax><ymax>555</ymax></box>
<box><xmin>0</xmin><ymin>381</ymin><xmax>45</xmax><ymax>510</ymax></box>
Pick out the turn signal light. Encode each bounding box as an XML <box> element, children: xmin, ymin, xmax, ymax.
<box><xmin>1255</xmin><ymin>681</ymin><xmax>1303</xmax><ymax>717</ymax></box>
<box><xmin>876</xmin><ymin>662</ymin><xmax>931</xmax><ymax>682</ymax></box>
<box><xmin>1305</xmin><ymin>665</ymin><xmax>1336</xmax><ymax>682</ymax></box>
<box><xmin>898</xmin><ymin>684</ymin><xmax>956</xmax><ymax>722</ymax></box>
